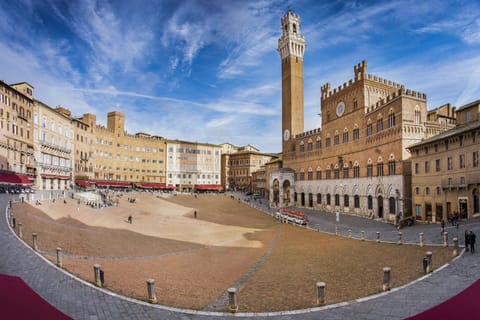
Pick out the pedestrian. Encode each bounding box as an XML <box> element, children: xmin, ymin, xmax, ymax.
<box><xmin>441</xmin><ymin>219</ymin><xmax>445</xmax><ymax>235</ymax></box>
<box><xmin>465</xmin><ymin>230</ymin><xmax>470</xmax><ymax>252</ymax></box>
<box><xmin>128</xmin><ymin>215</ymin><xmax>132</xmax><ymax>224</ymax></box>
<box><xmin>470</xmin><ymin>231</ymin><xmax>476</xmax><ymax>254</ymax></box>
<box><xmin>194</xmin><ymin>210</ymin><xmax>197</xmax><ymax>218</ymax></box>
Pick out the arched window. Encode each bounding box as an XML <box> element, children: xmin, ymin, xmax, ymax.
<box><xmin>377</xmin><ymin>114</ymin><xmax>383</xmax><ymax>132</ymax></box>
<box><xmin>344</xmin><ymin>194</ymin><xmax>349</xmax><ymax>207</ymax></box>
<box><xmin>354</xmin><ymin>195</ymin><xmax>360</xmax><ymax>208</ymax></box>
<box><xmin>317</xmin><ymin>193</ymin><xmax>322</xmax><ymax>204</ymax></box>
<box><xmin>335</xmin><ymin>194</ymin><xmax>340</xmax><ymax>206</ymax></box>
<box><xmin>316</xmin><ymin>167</ymin><xmax>322</xmax><ymax>180</ymax></box>
<box><xmin>354</xmin><ymin>161</ymin><xmax>360</xmax><ymax>178</ymax></box>
<box><xmin>327</xmin><ymin>193</ymin><xmax>331</xmax><ymax>205</ymax></box>
<box><xmin>367</xmin><ymin>195</ymin><xmax>373</xmax><ymax>210</ymax></box>
<box><xmin>388</xmin><ymin>108</ymin><xmax>396</xmax><ymax>128</ymax></box>
<box><xmin>389</xmin><ymin>197</ymin><xmax>396</xmax><ymax>214</ymax></box>
<box><xmin>414</xmin><ymin>105</ymin><xmax>421</xmax><ymax>124</ymax></box>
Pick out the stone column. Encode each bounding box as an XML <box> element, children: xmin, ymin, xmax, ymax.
<box><xmin>443</xmin><ymin>232</ymin><xmax>448</xmax><ymax>247</ymax></box>
<box><xmin>426</xmin><ymin>251</ymin><xmax>433</xmax><ymax>273</ymax></box>
<box><xmin>32</xmin><ymin>233</ymin><xmax>38</xmax><ymax>251</ymax></box>
<box><xmin>94</xmin><ymin>264</ymin><xmax>102</xmax><ymax>287</ymax></box>
<box><xmin>18</xmin><ymin>223</ymin><xmax>23</xmax><ymax>239</ymax></box>
<box><xmin>376</xmin><ymin>231</ymin><xmax>380</xmax><ymax>243</ymax></box>
<box><xmin>397</xmin><ymin>232</ymin><xmax>403</xmax><ymax>245</ymax></box>
<box><xmin>453</xmin><ymin>238</ymin><xmax>459</xmax><ymax>257</ymax></box>
<box><xmin>146</xmin><ymin>279</ymin><xmax>157</xmax><ymax>303</ymax></box>
<box><xmin>419</xmin><ymin>233</ymin><xmax>424</xmax><ymax>247</ymax></box>
<box><xmin>361</xmin><ymin>230</ymin><xmax>365</xmax><ymax>241</ymax></box>
<box><xmin>56</xmin><ymin>248</ymin><xmax>63</xmax><ymax>268</ymax></box>
<box><xmin>227</xmin><ymin>287</ymin><xmax>238</xmax><ymax>313</ymax></box>
<box><xmin>383</xmin><ymin>267</ymin><xmax>391</xmax><ymax>291</ymax></box>
<box><xmin>316</xmin><ymin>282</ymin><xmax>326</xmax><ymax>305</ymax></box>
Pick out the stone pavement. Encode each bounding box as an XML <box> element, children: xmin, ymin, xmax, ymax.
<box><xmin>2</xmin><ymin>193</ymin><xmax>480</xmax><ymax>320</ymax></box>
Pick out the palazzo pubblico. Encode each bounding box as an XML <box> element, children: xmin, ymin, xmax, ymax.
<box><xmin>270</xmin><ymin>10</ymin><xmax>479</xmax><ymax>224</ymax></box>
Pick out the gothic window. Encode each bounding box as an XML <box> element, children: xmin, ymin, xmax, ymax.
<box><xmin>414</xmin><ymin>105</ymin><xmax>421</xmax><ymax>124</ymax></box>
<box><xmin>344</xmin><ymin>194</ymin><xmax>349</xmax><ymax>207</ymax></box>
<box><xmin>353</xmin><ymin>127</ymin><xmax>360</xmax><ymax>141</ymax></box>
<box><xmin>389</xmin><ymin>160</ymin><xmax>396</xmax><ymax>175</ymax></box>
<box><xmin>354</xmin><ymin>195</ymin><xmax>360</xmax><ymax>208</ymax></box>
<box><xmin>316</xmin><ymin>138</ymin><xmax>321</xmax><ymax>150</ymax></box>
<box><xmin>317</xmin><ymin>193</ymin><xmax>322</xmax><ymax>204</ymax></box>
<box><xmin>316</xmin><ymin>168</ymin><xmax>322</xmax><ymax>180</ymax></box>
<box><xmin>343</xmin><ymin>129</ymin><xmax>349</xmax><ymax>143</ymax></box>
<box><xmin>367</xmin><ymin>164</ymin><xmax>373</xmax><ymax>177</ymax></box>
<box><xmin>377</xmin><ymin>162</ymin><xmax>384</xmax><ymax>176</ymax></box>
<box><xmin>388</xmin><ymin>109</ymin><xmax>395</xmax><ymax>128</ymax></box>
<box><xmin>368</xmin><ymin>195</ymin><xmax>373</xmax><ymax>210</ymax></box>
<box><xmin>367</xmin><ymin>120</ymin><xmax>373</xmax><ymax>136</ymax></box>
<box><xmin>354</xmin><ymin>162</ymin><xmax>360</xmax><ymax>178</ymax></box>
<box><xmin>335</xmin><ymin>194</ymin><xmax>340</xmax><ymax>206</ymax></box>
<box><xmin>326</xmin><ymin>137</ymin><xmax>331</xmax><ymax>148</ymax></box>
<box><xmin>377</xmin><ymin>115</ymin><xmax>383</xmax><ymax>132</ymax></box>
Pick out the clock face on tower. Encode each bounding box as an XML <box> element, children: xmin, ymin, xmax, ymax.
<box><xmin>336</xmin><ymin>101</ymin><xmax>345</xmax><ymax>117</ymax></box>
<box><xmin>283</xmin><ymin>129</ymin><xmax>290</xmax><ymax>141</ymax></box>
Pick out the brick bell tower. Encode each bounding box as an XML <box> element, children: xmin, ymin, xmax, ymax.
<box><xmin>278</xmin><ymin>9</ymin><xmax>306</xmax><ymax>155</ymax></box>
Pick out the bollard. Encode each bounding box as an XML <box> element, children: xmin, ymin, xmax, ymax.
<box><xmin>419</xmin><ymin>232</ymin><xmax>424</xmax><ymax>247</ymax></box>
<box><xmin>56</xmin><ymin>248</ymin><xmax>63</xmax><ymax>268</ymax></box>
<box><xmin>18</xmin><ymin>223</ymin><xmax>23</xmax><ymax>239</ymax></box>
<box><xmin>146</xmin><ymin>279</ymin><xmax>157</xmax><ymax>303</ymax></box>
<box><xmin>443</xmin><ymin>232</ymin><xmax>448</xmax><ymax>247</ymax></box>
<box><xmin>11</xmin><ymin>216</ymin><xmax>16</xmax><ymax>228</ymax></box>
<box><xmin>383</xmin><ymin>267</ymin><xmax>391</xmax><ymax>291</ymax></box>
<box><xmin>348</xmin><ymin>229</ymin><xmax>352</xmax><ymax>238</ymax></box>
<box><xmin>335</xmin><ymin>225</ymin><xmax>338</xmax><ymax>236</ymax></box>
<box><xmin>376</xmin><ymin>231</ymin><xmax>380</xmax><ymax>243</ymax></box>
<box><xmin>93</xmin><ymin>264</ymin><xmax>102</xmax><ymax>287</ymax></box>
<box><xmin>397</xmin><ymin>231</ymin><xmax>403</xmax><ymax>245</ymax></box>
<box><xmin>32</xmin><ymin>233</ymin><xmax>38</xmax><ymax>251</ymax></box>
<box><xmin>316</xmin><ymin>282</ymin><xmax>326</xmax><ymax>305</ymax></box>
<box><xmin>227</xmin><ymin>287</ymin><xmax>238</xmax><ymax>313</ymax></box>
<box><xmin>453</xmin><ymin>237</ymin><xmax>459</xmax><ymax>257</ymax></box>
<box><xmin>426</xmin><ymin>251</ymin><xmax>433</xmax><ymax>273</ymax></box>
<box><xmin>361</xmin><ymin>230</ymin><xmax>365</xmax><ymax>241</ymax></box>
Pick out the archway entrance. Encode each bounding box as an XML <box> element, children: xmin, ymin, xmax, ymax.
<box><xmin>473</xmin><ymin>189</ymin><xmax>479</xmax><ymax>214</ymax></box>
<box><xmin>377</xmin><ymin>195</ymin><xmax>384</xmax><ymax>218</ymax></box>
<box><xmin>301</xmin><ymin>192</ymin><xmax>305</xmax><ymax>206</ymax></box>
<box><xmin>273</xmin><ymin>179</ymin><xmax>279</xmax><ymax>206</ymax></box>
<box><xmin>282</xmin><ymin>180</ymin><xmax>291</xmax><ymax>206</ymax></box>
<box><xmin>308</xmin><ymin>193</ymin><xmax>313</xmax><ymax>207</ymax></box>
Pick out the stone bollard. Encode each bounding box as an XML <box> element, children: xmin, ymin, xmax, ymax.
<box><xmin>348</xmin><ymin>229</ymin><xmax>352</xmax><ymax>238</ymax></box>
<box><xmin>426</xmin><ymin>251</ymin><xmax>433</xmax><ymax>273</ymax></box>
<box><xmin>18</xmin><ymin>223</ymin><xmax>23</xmax><ymax>239</ymax></box>
<box><xmin>146</xmin><ymin>279</ymin><xmax>157</xmax><ymax>303</ymax></box>
<box><xmin>383</xmin><ymin>267</ymin><xmax>391</xmax><ymax>291</ymax></box>
<box><xmin>361</xmin><ymin>230</ymin><xmax>365</xmax><ymax>241</ymax></box>
<box><xmin>32</xmin><ymin>233</ymin><xmax>38</xmax><ymax>251</ymax></box>
<box><xmin>56</xmin><ymin>248</ymin><xmax>63</xmax><ymax>268</ymax></box>
<box><xmin>419</xmin><ymin>233</ymin><xmax>424</xmax><ymax>247</ymax></box>
<box><xmin>227</xmin><ymin>287</ymin><xmax>238</xmax><ymax>313</ymax></box>
<box><xmin>335</xmin><ymin>225</ymin><xmax>338</xmax><ymax>236</ymax></box>
<box><xmin>453</xmin><ymin>237</ymin><xmax>459</xmax><ymax>257</ymax></box>
<box><xmin>93</xmin><ymin>264</ymin><xmax>102</xmax><ymax>287</ymax></box>
<box><xmin>443</xmin><ymin>232</ymin><xmax>448</xmax><ymax>247</ymax></box>
<box><xmin>397</xmin><ymin>232</ymin><xmax>403</xmax><ymax>245</ymax></box>
<box><xmin>376</xmin><ymin>231</ymin><xmax>380</xmax><ymax>243</ymax></box>
<box><xmin>316</xmin><ymin>282</ymin><xmax>326</xmax><ymax>305</ymax></box>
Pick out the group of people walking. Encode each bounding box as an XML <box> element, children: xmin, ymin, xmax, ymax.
<box><xmin>465</xmin><ymin>230</ymin><xmax>477</xmax><ymax>253</ymax></box>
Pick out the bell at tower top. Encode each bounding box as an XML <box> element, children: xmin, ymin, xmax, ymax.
<box><xmin>278</xmin><ymin>9</ymin><xmax>306</xmax><ymax>60</ymax></box>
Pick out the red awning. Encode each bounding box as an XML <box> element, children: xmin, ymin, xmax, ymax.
<box><xmin>41</xmin><ymin>174</ymin><xmax>71</xmax><ymax>180</ymax></box>
<box><xmin>194</xmin><ymin>184</ymin><xmax>223</xmax><ymax>191</ymax></box>
<box><xmin>0</xmin><ymin>172</ymin><xmax>33</xmax><ymax>186</ymax></box>
<box><xmin>137</xmin><ymin>183</ymin><xmax>175</xmax><ymax>190</ymax></box>
<box><xmin>75</xmin><ymin>180</ymin><xmax>94</xmax><ymax>187</ymax></box>
<box><xmin>94</xmin><ymin>180</ymin><xmax>131</xmax><ymax>188</ymax></box>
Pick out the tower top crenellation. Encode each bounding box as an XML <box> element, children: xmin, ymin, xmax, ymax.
<box><xmin>278</xmin><ymin>9</ymin><xmax>306</xmax><ymax>60</ymax></box>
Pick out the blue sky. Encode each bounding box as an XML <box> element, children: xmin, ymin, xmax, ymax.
<box><xmin>1</xmin><ymin>0</ymin><xmax>479</xmax><ymax>153</ymax></box>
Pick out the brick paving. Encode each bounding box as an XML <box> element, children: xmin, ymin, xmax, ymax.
<box><xmin>2</xmin><ymin>193</ymin><xmax>480</xmax><ymax>319</ymax></box>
